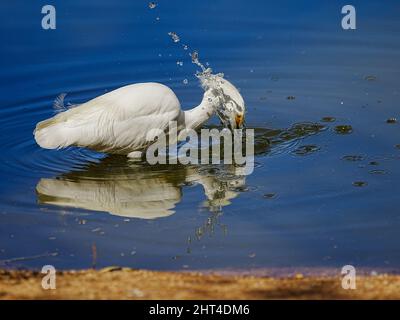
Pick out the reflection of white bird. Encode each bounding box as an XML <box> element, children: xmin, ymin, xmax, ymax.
<box><xmin>34</xmin><ymin>78</ymin><xmax>245</xmax><ymax>158</ymax></box>
<box><xmin>36</xmin><ymin>163</ymin><xmax>246</xmax><ymax>219</ymax></box>
<box><xmin>37</xmin><ymin>175</ymin><xmax>181</xmax><ymax>219</ymax></box>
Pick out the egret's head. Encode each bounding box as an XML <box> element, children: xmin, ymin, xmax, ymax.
<box><xmin>214</xmin><ymin>78</ymin><xmax>245</xmax><ymax>130</ymax></box>
<box><xmin>200</xmin><ymin>71</ymin><xmax>245</xmax><ymax>130</ymax></box>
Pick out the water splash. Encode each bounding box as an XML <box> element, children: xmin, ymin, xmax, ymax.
<box><xmin>148</xmin><ymin>2</ymin><xmax>157</xmax><ymax>9</ymax></box>
<box><xmin>167</xmin><ymin>32</ymin><xmax>180</xmax><ymax>43</ymax></box>
<box><xmin>190</xmin><ymin>50</ymin><xmax>206</xmax><ymax>72</ymax></box>
<box><xmin>165</xmin><ymin>25</ymin><xmax>241</xmax><ymax>130</ymax></box>
<box><xmin>165</xmin><ymin>31</ymin><xmax>226</xmax><ymax>95</ymax></box>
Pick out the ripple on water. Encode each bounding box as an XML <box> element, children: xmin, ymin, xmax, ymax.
<box><xmin>265</xmin><ymin>122</ymin><xmax>326</xmax><ymax>156</ymax></box>
<box><xmin>262</xmin><ymin>193</ymin><xmax>276</xmax><ymax>199</ymax></box>
<box><xmin>342</xmin><ymin>155</ymin><xmax>364</xmax><ymax>162</ymax></box>
<box><xmin>369</xmin><ymin>169</ymin><xmax>387</xmax><ymax>175</ymax></box>
<box><xmin>292</xmin><ymin>145</ymin><xmax>320</xmax><ymax>156</ymax></box>
<box><xmin>364</xmin><ymin>75</ymin><xmax>377</xmax><ymax>81</ymax></box>
<box><xmin>0</xmin><ymin>98</ymin><xmax>105</xmax><ymax>181</ymax></box>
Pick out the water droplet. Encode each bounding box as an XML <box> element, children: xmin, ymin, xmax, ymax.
<box><xmin>386</xmin><ymin>117</ymin><xmax>397</xmax><ymax>124</ymax></box>
<box><xmin>148</xmin><ymin>2</ymin><xmax>157</xmax><ymax>9</ymax></box>
<box><xmin>167</xmin><ymin>32</ymin><xmax>180</xmax><ymax>43</ymax></box>
<box><xmin>156</xmin><ymin>17</ymin><xmax>160</xmax><ymax>21</ymax></box>
<box><xmin>183</xmin><ymin>79</ymin><xmax>188</xmax><ymax>85</ymax></box>
<box><xmin>191</xmin><ymin>51</ymin><xmax>199</xmax><ymax>63</ymax></box>
<box><xmin>182</xmin><ymin>44</ymin><xmax>188</xmax><ymax>50</ymax></box>
<box><xmin>334</xmin><ymin>125</ymin><xmax>353</xmax><ymax>135</ymax></box>
<box><xmin>176</xmin><ymin>61</ymin><xmax>183</xmax><ymax>67</ymax></box>
<box><xmin>352</xmin><ymin>181</ymin><xmax>368</xmax><ymax>187</ymax></box>
<box><xmin>248</xmin><ymin>253</ymin><xmax>256</xmax><ymax>258</ymax></box>
<box><xmin>321</xmin><ymin>116</ymin><xmax>336</xmax><ymax>123</ymax></box>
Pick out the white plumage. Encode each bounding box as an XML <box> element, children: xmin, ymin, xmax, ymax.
<box><xmin>34</xmin><ymin>79</ymin><xmax>245</xmax><ymax>157</ymax></box>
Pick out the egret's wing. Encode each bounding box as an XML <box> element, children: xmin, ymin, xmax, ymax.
<box><xmin>35</xmin><ymin>83</ymin><xmax>182</xmax><ymax>152</ymax></box>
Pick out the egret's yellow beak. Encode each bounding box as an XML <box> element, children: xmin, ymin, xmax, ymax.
<box><xmin>235</xmin><ymin>114</ymin><xmax>244</xmax><ymax>129</ymax></box>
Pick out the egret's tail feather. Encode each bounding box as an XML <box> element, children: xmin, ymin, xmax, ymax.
<box><xmin>34</xmin><ymin>117</ymin><xmax>75</xmax><ymax>149</ymax></box>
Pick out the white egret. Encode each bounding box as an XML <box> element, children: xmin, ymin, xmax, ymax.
<box><xmin>34</xmin><ymin>75</ymin><xmax>245</xmax><ymax>158</ymax></box>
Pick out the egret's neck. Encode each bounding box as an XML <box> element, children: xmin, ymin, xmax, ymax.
<box><xmin>184</xmin><ymin>90</ymin><xmax>217</xmax><ymax>130</ymax></box>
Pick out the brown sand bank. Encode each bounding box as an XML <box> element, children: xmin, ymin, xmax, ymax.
<box><xmin>0</xmin><ymin>268</ymin><xmax>399</xmax><ymax>300</ymax></box>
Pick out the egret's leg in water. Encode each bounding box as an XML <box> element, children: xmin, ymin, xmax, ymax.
<box><xmin>127</xmin><ymin>151</ymin><xmax>143</xmax><ymax>159</ymax></box>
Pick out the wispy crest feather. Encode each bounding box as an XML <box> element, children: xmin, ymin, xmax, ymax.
<box><xmin>53</xmin><ymin>93</ymin><xmax>67</xmax><ymax>113</ymax></box>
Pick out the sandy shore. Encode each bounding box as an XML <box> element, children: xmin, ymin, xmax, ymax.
<box><xmin>1</xmin><ymin>268</ymin><xmax>399</xmax><ymax>299</ymax></box>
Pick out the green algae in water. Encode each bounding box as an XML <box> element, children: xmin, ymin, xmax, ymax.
<box><xmin>353</xmin><ymin>181</ymin><xmax>368</xmax><ymax>187</ymax></box>
<box><xmin>263</xmin><ymin>193</ymin><xmax>276</xmax><ymax>199</ymax></box>
<box><xmin>386</xmin><ymin>118</ymin><xmax>397</xmax><ymax>124</ymax></box>
<box><xmin>334</xmin><ymin>125</ymin><xmax>353</xmax><ymax>134</ymax></box>
<box><xmin>321</xmin><ymin>116</ymin><xmax>336</xmax><ymax>123</ymax></box>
